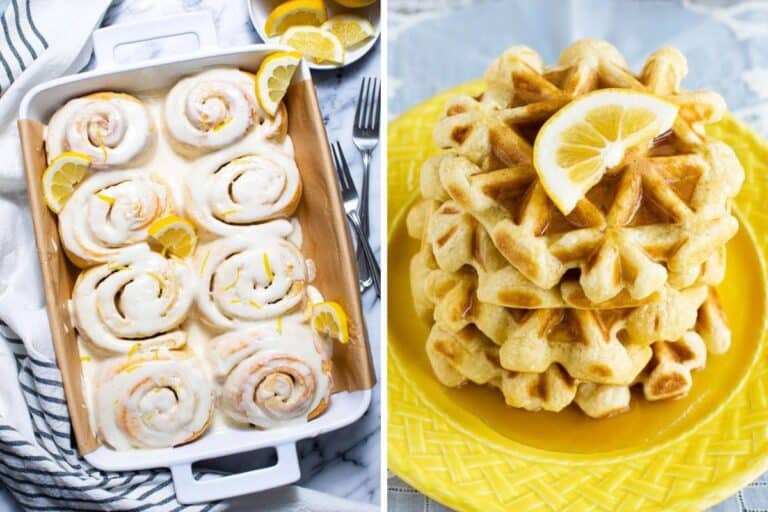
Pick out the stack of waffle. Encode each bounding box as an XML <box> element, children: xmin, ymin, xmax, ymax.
<box><xmin>408</xmin><ymin>40</ymin><xmax>744</xmax><ymax>418</ymax></box>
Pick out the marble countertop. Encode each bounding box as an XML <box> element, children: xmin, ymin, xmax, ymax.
<box><xmin>0</xmin><ymin>0</ymin><xmax>381</xmax><ymax>509</ymax></box>
<box><xmin>389</xmin><ymin>1</ymin><xmax>768</xmax><ymax>511</ymax></box>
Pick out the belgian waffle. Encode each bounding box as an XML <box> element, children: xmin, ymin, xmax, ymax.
<box><xmin>425</xmin><ymin>41</ymin><xmax>743</xmax><ymax>306</ymax></box>
<box><xmin>407</xmin><ymin>40</ymin><xmax>740</xmax><ymax>418</ymax></box>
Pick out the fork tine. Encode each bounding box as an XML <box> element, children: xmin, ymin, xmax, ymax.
<box><xmin>336</xmin><ymin>141</ymin><xmax>355</xmax><ymax>190</ymax></box>
<box><xmin>331</xmin><ymin>142</ymin><xmax>346</xmax><ymax>189</ymax></box>
<box><xmin>369</xmin><ymin>78</ymin><xmax>380</xmax><ymax>131</ymax></box>
<box><xmin>354</xmin><ymin>78</ymin><xmax>367</xmax><ymax>130</ymax></box>
<box><xmin>373</xmin><ymin>79</ymin><xmax>381</xmax><ymax>132</ymax></box>
<box><xmin>365</xmin><ymin>77</ymin><xmax>375</xmax><ymax>130</ymax></box>
<box><xmin>363</xmin><ymin>77</ymin><xmax>373</xmax><ymax>130</ymax></box>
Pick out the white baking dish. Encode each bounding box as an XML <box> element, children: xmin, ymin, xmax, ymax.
<box><xmin>19</xmin><ymin>12</ymin><xmax>372</xmax><ymax>505</ymax></box>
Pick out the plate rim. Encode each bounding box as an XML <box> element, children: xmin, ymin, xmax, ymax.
<box><xmin>387</xmin><ymin>81</ymin><xmax>768</xmax><ymax>511</ymax></box>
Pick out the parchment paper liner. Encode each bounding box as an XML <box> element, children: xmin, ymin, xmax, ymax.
<box><xmin>18</xmin><ymin>78</ymin><xmax>376</xmax><ymax>455</ymax></box>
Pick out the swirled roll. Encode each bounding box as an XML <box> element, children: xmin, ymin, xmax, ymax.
<box><xmin>72</xmin><ymin>244</ymin><xmax>195</xmax><ymax>353</ymax></box>
<box><xmin>164</xmin><ymin>68</ymin><xmax>287</xmax><ymax>154</ymax></box>
<box><xmin>210</xmin><ymin>324</ymin><xmax>331</xmax><ymax>428</ymax></box>
<box><xmin>96</xmin><ymin>350</ymin><xmax>214</xmax><ymax>449</ymax></box>
<box><xmin>185</xmin><ymin>153</ymin><xmax>301</xmax><ymax>236</ymax></box>
<box><xmin>196</xmin><ymin>236</ymin><xmax>308</xmax><ymax>330</ymax></box>
<box><xmin>46</xmin><ymin>92</ymin><xmax>152</xmax><ymax>167</ymax></box>
<box><xmin>59</xmin><ymin>170</ymin><xmax>174</xmax><ymax>267</ymax></box>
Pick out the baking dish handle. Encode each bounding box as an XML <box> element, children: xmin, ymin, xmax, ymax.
<box><xmin>92</xmin><ymin>12</ymin><xmax>217</xmax><ymax>70</ymax></box>
<box><xmin>169</xmin><ymin>442</ymin><xmax>301</xmax><ymax>505</ymax></box>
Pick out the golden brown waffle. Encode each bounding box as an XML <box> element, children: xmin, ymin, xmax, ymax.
<box><xmin>423</xmin><ymin>287</ymin><xmax>728</xmax><ymax>418</ymax></box>
<box><xmin>408</xmin><ymin>197</ymin><xmax>726</xmax><ymax>310</ymax></box>
<box><xmin>406</xmin><ymin>40</ymin><xmax>741</xmax><ymax>418</ymax></box>
<box><xmin>424</xmin><ymin>40</ymin><xmax>743</xmax><ymax>306</ymax></box>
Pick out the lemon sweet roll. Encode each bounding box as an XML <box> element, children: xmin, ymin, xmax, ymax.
<box><xmin>41</xmin><ymin>58</ymin><xmax>338</xmax><ymax>450</ymax></box>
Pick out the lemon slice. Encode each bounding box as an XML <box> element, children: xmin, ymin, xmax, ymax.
<box><xmin>148</xmin><ymin>215</ymin><xmax>198</xmax><ymax>258</ymax></box>
<box><xmin>311</xmin><ymin>301</ymin><xmax>349</xmax><ymax>343</ymax></box>
<box><xmin>255</xmin><ymin>51</ymin><xmax>302</xmax><ymax>117</ymax></box>
<box><xmin>533</xmin><ymin>89</ymin><xmax>679</xmax><ymax>214</ymax></box>
<box><xmin>264</xmin><ymin>0</ymin><xmax>327</xmax><ymax>37</ymax></box>
<box><xmin>280</xmin><ymin>26</ymin><xmax>345</xmax><ymax>65</ymax></box>
<box><xmin>42</xmin><ymin>152</ymin><xmax>91</xmax><ymax>214</ymax></box>
<box><xmin>321</xmin><ymin>15</ymin><xmax>375</xmax><ymax>48</ymax></box>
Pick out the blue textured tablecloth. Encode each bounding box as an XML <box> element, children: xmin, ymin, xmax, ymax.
<box><xmin>388</xmin><ymin>0</ymin><xmax>768</xmax><ymax>510</ymax></box>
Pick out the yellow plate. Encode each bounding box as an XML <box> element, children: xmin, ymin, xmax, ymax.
<box><xmin>387</xmin><ymin>80</ymin><xmax>768</xmax><ymax>511</ymax></box>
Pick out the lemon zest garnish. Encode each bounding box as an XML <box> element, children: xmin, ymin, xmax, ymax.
<box><xmin>219</xmin><ymin>209</ymin><xmax>239</xmax><ymax>217</ymax></box>
<box><xmin>79</xmin><ymin>355</ymin><xmax>91</xmax><ymax>362</ymax></box>
<box><xmin>143</xmin><ymin>412</ymin><xmax>155</xmax><ymax>423</ymax></box>
<box><xmin>276</xmin><ymin>316</ymin><xmax>283</xmax><ymax>334</ymax></box>
<box><xmin>108</xmin><ymin>263</ymin><xmax>130</xmax><ymax>272</ymax></box>
<box><xmin>263</xmin><ymin>253</ymin><xmax>275</xmax><ymax>281</ymax></box>
<box><xmin>230</xmin><ymin>298</ymin><xmax>242</xmax><ymax>305</ymax></box>
<box><xmin>224</xmin><ymin>268</ymin><xmax>241</xmax><ymax>291</ymax></box>
<box><xmin>127</xmin><ymin>343</ymin><xmax>141</xmax><ymax>356</ymax></box>
<box><xmin>121</xmin><ymin>363</ymin><xmax>142</xmax><ymax>374</ymax></box>
<box><xmin>199</xmin><ymin>250</ymin><xmax>211</xmax><ymax>277</ymax></box>
<box><xmin>212</xmin><ymin>118</ymin><xmax>232</xmax><ymax>132</ymax></box>
<box><xmin>95</xmin><ymin>130</ymin><xmax>108</xmax><ymax>162</ymax></box>
<box><xmin>249</xmin><ymin>300</ymin><xmax>262</xmax><ymax>310</ymax></box>
<box><xmin>96</xmin><ymin>193</ymin><xmax>115</xmax><ymax>204</ymax></box>
<box><xmin>146</xmin><ymin>272</ymin><xmax>165</xmax><ymax>287</ymax></box>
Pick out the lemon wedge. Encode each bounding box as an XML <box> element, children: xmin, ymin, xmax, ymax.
<box><xmin>148</xmin><ymin>215</ymin><xmax>198</xmax><ymax>259</ymax></box>
<box><xmin>321</xmin><ymin>15</ymin><xmax>375</xmax><ymax>48</ymax></box>
<box><xmin>42</xmin><ymin>152</ymin><xmax>91</xmax><ymax>214</ymax></box>
<box><xmin>280</xmin><ymin>26</ymin><xmax>345</xmax><ymax>65</ymax></box>
<box><xmin>533</xmin><ymin>89</ymin><xmax>678</xmax><ymax>214</ymax></box>
<box><xmin>311</xmin><ymin>301</ymin><xmax>349</xmax><ymax>344</ymax></box>
<box><xmin>264</xmin><ymin>0</ymin><xmax>327</xmax><ymax>37</ymax></box>
<box><xmin>255</xmin><ymin>51</ymin><xmax>302</xmax><ymax>117</ymax></box>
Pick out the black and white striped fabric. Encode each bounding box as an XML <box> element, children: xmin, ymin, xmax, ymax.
<box><xmin>0</xmin><ymin>320</ymin><xmax>224</xmax><ymax>512</ymax></box>
<box><xmin>0</xmin><ymin>0</ymin><xmax>47</xmax><ymax>95</ymax></box>
<box><xmin>0</xmin><ymin>1</ymin><xmax>227</xmax><ymax>509</ymax></box>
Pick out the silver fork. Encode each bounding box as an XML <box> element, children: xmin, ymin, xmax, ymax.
<box><xmin>331</xmin><ymin>141</ymin><xmax>380</xmax><ymax>298</ymax></box>
<box><xmin>353</xmin><ymin>77</ymin><xmax>380</xmax><ymax>290</ymax></box>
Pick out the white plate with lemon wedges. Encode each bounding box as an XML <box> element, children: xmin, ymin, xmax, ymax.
<box><xmin>249</xmin><ymin>0</ymin><xmax>380</xmax><ymax>70</ymax></box>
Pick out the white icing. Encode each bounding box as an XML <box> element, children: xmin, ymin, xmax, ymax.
<box><xmin>46</xmin><ymin>93</ymin><xmax>152</xmax><ymax>167</ymax></box>
<box><xmin>96</xmin><ymin>350</ymin><xmax>213</xmax><ymax>449</ymax></box>
<box><xmin>185</xmin><ymin>152</ymin><xmax>301</xmax><ymax>236</ymax></box>
<box><xmin>195</xmin><ymin>236</ymin><xmax>307</xmax><ymax>330</ymax></box>
<box><xmin>164</xmin><ymin>68</ymin><xmax>282</xmax><ymax>151</ymax></box>
<box><xmin>48</xmin><ymin>70</ymin><xmax>335</xmax><ymax>447</ymax></box>
<box><xmin>58</xmin><ymin>170</ymin><xmax>173</xmax><ymax>266</ymax></box>
<box><xmin>209</xmin><ymin>323</ymin><xmax>330</xmax><ymax>429</ymax></box>
<box><xmin>72</xmin><ymin>244</ymin><xmax>196</xmax><ymax>353</ymax></box>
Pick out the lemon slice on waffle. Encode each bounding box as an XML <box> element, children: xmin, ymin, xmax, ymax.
<box><xmin>280</xmin><ymin>26</ymin><xmax>345</xmax><ymax>65</ymax></box>
<box><xmin>148</xmin><ymin>215</ymin><xmax>197</xmax><ymax>258</ymax></box>
<box><xmin>255</xmin><ymin>51</ymin><xmax>302</xmax><ymax>116</ymax></box>
<box><xmin>533</xmin><ymin>89</ymin><xmax>678</xmax><ymax>214</ymax></box>
<box><xmin>264</xmin><ymin>0</ymin><xmax>327</xmax><ymax>37</ymax></box>
<box><xmin>42</xmin><ymin>152</ymin><xmax>91</xmax><ymax>214</ymax></box>
<box><xmin>321</xmin><ymin>15</ymin><xmax>375</xmax><ymax>48</ymax></box>
<box><xmin>311</xmin><ymin>301</ymin><xmax>349</xmax><ymax>343</ymax></box>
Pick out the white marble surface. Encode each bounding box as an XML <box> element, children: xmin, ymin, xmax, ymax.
<box><xmin>0</xmin><ymin>0</ymin><xmax>381</xmax><ymax>509</ymax></box>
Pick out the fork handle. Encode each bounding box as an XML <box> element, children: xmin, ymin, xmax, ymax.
<box><xmin>358</xmin><ymin>150</ymin><xmax>372</xmax><ymax>236</ymax></box>
<box><xmin>347</xmin><ymin>211</ymin><xmax>380</xmax><ymax>298</ymax></box>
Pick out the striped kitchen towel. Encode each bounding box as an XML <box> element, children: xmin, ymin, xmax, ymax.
<box><xmin>0</xmin><ymin>0</ymin><xmax>110</xmax><ymax>193</ymax></box>
<box><xmin>0</xmin><ymin>196</ymin><xmax>225</xmax><ymax>512</ymax></box>
<box><xmin>0</xmin><ymin>1</ymin><xmax>225</xmax><ymax>510</ymax></box>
